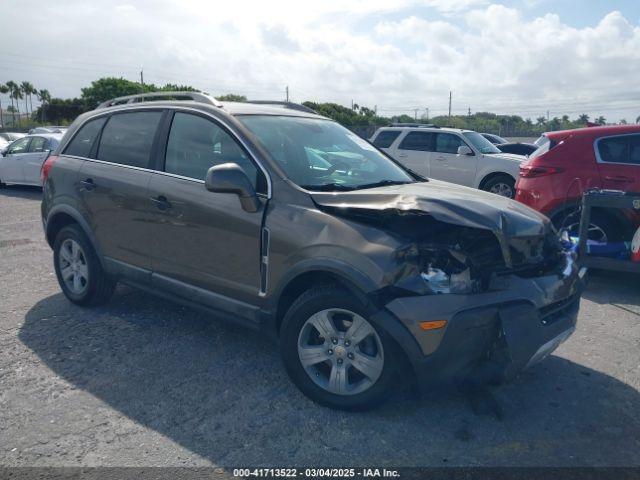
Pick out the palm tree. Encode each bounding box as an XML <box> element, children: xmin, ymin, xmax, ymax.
<box><xmin>20</xmin><ymin>81</ymin><xmax>34</xmax><ymax>118</ymax></box>
<box><xmin>595</xmin><ymin>116</ymin><xmax>606</xmax><ymax>125</ymax></box>
<box><xmin>636</xmin><ymin>115</ymin><xmax>640</xmax><ymax>124</ymax></box>
<box><xmin>37</xmin><ymin>89</ymin><xmax>51</xmax><ymax>123</ymax></box>
<box><xmin>535</xmin><ymin>116</ymin><xmax>546</xmax><ymax>126</ymax></box>
<box><xmin>578</xmin><ymin>113</ymin><xmax>590</xmax><ymax>124</ymax></box>
<box><xmin>21</xmin><ymin>81</ymin><xmax>35</xmax><ymax>117</ymax></box>
<box><xmin>5</xmin><ymin>81</ymin><xmax>19</xmax><ymax>127</ymax></box>
<box><xmin>0</xmin><ymin>83</ymin><xmax>8</xmax><ymax>128</ymax></box>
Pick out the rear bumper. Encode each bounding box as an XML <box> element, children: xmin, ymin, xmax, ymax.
<box><xmin>385</xmin><ymin>255</ymin><xmax>587</xmax><ymax>392</ymax></box>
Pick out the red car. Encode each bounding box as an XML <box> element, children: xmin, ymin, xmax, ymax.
<box><xmin>515</xmin><ymin>125</ymin><xmax>640</xmax><ymax>243</ymax></box>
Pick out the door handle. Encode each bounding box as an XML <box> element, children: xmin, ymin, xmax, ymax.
<box><xmin>435</xmin><ymin>156</ymin><xmax>446</xmax><ymax>161</ymax></box>
<box><xmin>397</xmin><ymin>153</ymin><xmax>408</xmax><ymax>158</ymax></box>
<box><xmin>605</xmin><ymin>176</ymin><xmax>633</xmax><ymax>183</ymax></box>
<box><xmin>81</xmin><ymin>178</ymin><xmax>96</xmax><ymax>191</ymax></box>
<box><xmin>151</xmin><ymin>195</ymin><xmax>172</xmax><ymax>211</ymax></box>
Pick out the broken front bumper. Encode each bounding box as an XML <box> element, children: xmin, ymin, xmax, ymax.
<box><xmin>384</xmin><ymin>256</ymin><xmax>587</xmax><ymax>392</ymax></box>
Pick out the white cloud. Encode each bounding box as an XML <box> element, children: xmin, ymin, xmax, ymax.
<box><xmin>1</xmin><ymin>1</ymin><xmax>639</xmax><ymax>121</ymax></box>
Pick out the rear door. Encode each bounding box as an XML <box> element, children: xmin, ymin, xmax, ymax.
<box><xmin>0</xmin><ymin>137</ymin><xmax>30</xmax><ymax>183</ymax></box>
<box><xmin>392</xmin><ymin>131</ymin><xmax>434</xmax><ymax>177</ymax></box>
<box><xmin>429</xmin><ymin>132</ymin><xmax>477</xmax><ymax>186</ymax></box>
<box><xmin>78</xmin><ymin>110</ymin><xmax>163</xmax><ymax>271</ymax></box>
<box><xmin>22</xmin><ymin>136</ymin><xmax>50</xmax><ymax>185</ymax></box>
<box><xmin>595</xmin><ymin>133</ymin><xmax>640</xmax><ymax>191</ymax></box>
<box><xmin>146</xmin><ymin>110</ymin><xmax>266</xmax><ymax>305</ymax></box>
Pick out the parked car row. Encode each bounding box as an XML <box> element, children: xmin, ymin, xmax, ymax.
<box><xmin>37</xmin><ymin>92</ymin><xmax>585</xmax><ymax>410</ymax></box>
<box><xmin>0</xmin><ymin>133</ymin><xmax>62</xmax><ymax>186</ymax></box>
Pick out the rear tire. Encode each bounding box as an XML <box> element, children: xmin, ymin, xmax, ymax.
<box><xmin>280</xmin><ymin>284</ymin><xmax>399</xmax><ymax>411</ymax></box>
<box><xmin>553</xmin><ymin>209</ymin><xmax>624</xmax><ymax>243</ymax></box>
<box><xmin>482</xmin><ymin>174</ymin><xmax>515</xmax><ymax>198</ymax></box>
<box><xmin>53</xmin><ymin>224</ymin><xmax>116</xmax><ymax>306</ymax></box>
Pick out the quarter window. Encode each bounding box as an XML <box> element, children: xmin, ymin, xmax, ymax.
<box><xmin>398</xmin><ymin>132</ymin><xmax>434</xmax><ymax>151</ymax></box>
<box><xmin>372</xmin><ymin>130</ymin><xmax>401</xmax><ymax>148</ymax></box>
<box><xmin>98</xmin><ymin>111</ymin><xmax>162</xmax><ymax>168</ymax></box>
<box><xmin>64</xmin><ymin>117</ymin><xmax>107</xmax><ymax>158</ymax></box>
<box><xmin>165</xmin><ymin>112</ymin><xmax>259</xmax><ymax>188</ymax></box>
<box><xmin>435</xmin><ymin>133</ymin><xmax>465</xmax><ymax>154</ymax></box>
<box><xmin>28</xmin><ymin>137</ymin><xmax>47</xmax><ymax>153</ymax></box>
<box><xmin>598</xmin><ymin>135</ymin><xmax>640</xmax><ymax>165</ymax></box>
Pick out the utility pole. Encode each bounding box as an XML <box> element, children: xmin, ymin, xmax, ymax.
<box><xmin>374</xmin><ymin>105</ymin><xmax>377</xmax><ymax>115</ymax></box>
<box><xmin>468</xmin><ymin>107</ymin><xmax>471</xmax><ymax>118</ymax></box>
<box><xmin>285</xmin><ymin>86</ymin><xmax>289</xmax><ymax>102</ymax></box>
<box><xmin>448</xmin><ymin>91</ymin><xmax>452</xmax><ymax>118</ymax></box>
<box><xmin>413</xmin><ymin>108</ymin><xmax>419</xmax><ymax>121</ymax></box>
<box><xmin>425</xmin><ymin>107</ymin><xmax>429</xmax><ymax>121</ymax></box>
<box><xmin>351</xmin><ymin>99</ymin><xmax>354</xmax><ymax>110</ymax></box>
<box><xmin>140</xmin><ymin>69</ymin><xmax>144</xmax><ymax>87</ymax></box>
<box><xmin>547</xmin><ymin>110</ymin><xmax>550</xmax><ymax>122</ymax></box>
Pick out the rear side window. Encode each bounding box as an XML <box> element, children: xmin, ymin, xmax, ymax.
<box><xmin>98</xmin><ymin>111</ymin><xmax>162</xmax><ymax>168</ymax></box>
<box><xmin>28</xmin><ymin>137</ymin><xmax>47</xmax><ymax>153</ymax></box>
<box><xmin>64</xmin><ymin>117</ymin><xmax>107</xmax><ymax>158</ymax></box>
<box><xmin>398</xmin><ymin>131</ymin><xmax>434</xmax><ymax>151</ymax></box>
<box><xmin>372</xmin><ymin>130</ymin><xmax>401</xmax><ymax>148</ymax></box>
<box><xmin>597</xmin><ymin>134</ymin><xmax>640</xmax><ymax>165</ymax></box>
<box><xmin>165</xmin><ymin>112</ymin><xmax>259</xmax><ymax>188</ymax></box>
<box><xmin>435</xmin><ymin>133</ymin><xmax>465</xmax><ymax>154</ymax></box>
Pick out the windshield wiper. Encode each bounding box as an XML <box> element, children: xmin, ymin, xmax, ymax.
<box><xmin>352</xmin><ymin>180</ymin><xmax>415</xmax><ymax>190</ymax></box>
<box><xmin>300</xmin><ymin>183</ymin><xmax>355</xmax><ymax>191</ymax></box>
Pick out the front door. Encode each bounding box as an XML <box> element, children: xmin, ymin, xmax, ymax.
<box><xmin>595</xmin><ymin>133</ymin><xmax>640</xmax><ymax>191</ymax></box>
<box><xmin>146</xmin><ymin>111</ymin><xmax>266</xmax><ymax>304</ymax></box>
<box><xmin>391</xmin><ymin>131</ymin><xmax>434</xmax><ymax>178</ymax></box>
<box><xmin>429</xmin><ymin>132</ymin><xmax>478</xmax><ymax>186</ymax></box>
<box><xmin>0</xmin><ymin>136</ymin><xmax>30</xmax><ymax>184</ymax></box>
<box><xmin>22</xmin><ymin>136</ymin><xmax>50</xmax><ymax>185</ymax></box>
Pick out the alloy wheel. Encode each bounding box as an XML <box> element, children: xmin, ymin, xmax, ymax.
<box><xmin>489</xmin><ymin>182</ymin><xmax>514</xmax><ymax>198</ymax></box>
<box><xmin>297</xmin><ymin>308</ymin><xmax>384</xmax><ymax>396</ymax></box>
<box><xmin>58</xmin><ymin>239</ymin><xmax>89</xmax><ymax>295</ymax></box>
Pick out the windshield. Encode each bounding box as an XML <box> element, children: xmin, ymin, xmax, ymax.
<box><xmin>238</xmin><ymin>115</ymin><xmax>415</xmax><ymax>190</ymax></box>
<box><xmin>463</xmin><ymin>132</ymin><xmax>502</xmax><ymax>154</ymax></box>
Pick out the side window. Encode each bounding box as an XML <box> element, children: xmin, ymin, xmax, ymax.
<box><xmin>436</xmin><ymin>133</ymin><xmax>465</xmax><ymax>154</ymax></box>
<box><xmin>28</xmin><ymin>137</ymin><xmax>47</xmax><ymax>153</ymax></box>
<box><xmin>165</xmin><ymin>112</ymin><xmax>259</xmax><ymax>188</ymax></box>
<box><xmin>98</xmin><ymin>111</ymin><xmax>162</xmax><ymax>168</ymax></box>
<box><xmin>628</xmin><ymin>135</ymin><xmax>640</xmax><ymax>165</ymax></box>
<box><xmin>597</xmin><ymin>135</ymin><xmax>640</xmax><ymax>165</ymax></box>
<box><xmin>64</xmin><ymin>117</ymin><xmax>107</xmax><ymax>158</ymax></box>
<box><xmin>7</xmin><ymin>137</ymin><xmax>30</xmax><ymax>154</ymax></box>
<box><xmin>398</xmin><ymin>132</ymin><xmax>434</xmax><ymax>151</ymax></box>
<box><xmin>372</xmin><ymin>130</ymin><xmax>401</xmax><ymax>148</ymax></box>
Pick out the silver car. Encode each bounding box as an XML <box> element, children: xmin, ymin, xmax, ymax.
<box><xmin>0</xmin><ymin>133</ymin><xmax>62</xmax><ymax>186</ymax></box>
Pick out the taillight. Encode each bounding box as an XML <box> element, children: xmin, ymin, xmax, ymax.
<box><xmin>40</xmin><ymin>154</ymin><xmax>58</xmax><ymax>185</ymax></box>
<box><xmin>519</xmin><ymin>164</ymin><xmax>564</xmax><ymax>178</ymax></box>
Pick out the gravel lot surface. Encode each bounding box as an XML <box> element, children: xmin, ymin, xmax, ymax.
<box><xmin>1</xmin><ymin>185</ymin><xmax>639</xmax><ymax>468</ymax></box>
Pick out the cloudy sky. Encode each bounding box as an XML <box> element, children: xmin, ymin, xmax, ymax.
<box><xmin>2</xmin><ymin>0</ymin><xmax>640</xmax><ymax>122</ymax></box>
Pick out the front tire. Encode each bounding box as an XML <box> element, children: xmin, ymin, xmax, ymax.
<box><xmin>280</xmin><ymin>284</ymin><xmax>398</xmax><ymax>411</ymax></box>
<box><xmin>53</xmin><ymin>224</ymin><xmax>116</xmax><ymax>306</ymax></box>
<box><xmin>482</xmin><ymin>174</ymin><xmax>515</xmax><ymax>198</ymax></box>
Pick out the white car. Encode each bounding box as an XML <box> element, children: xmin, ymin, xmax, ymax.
<box><xmin>0</xmin><ymin>134</ymin><xmax>62</xmax><ymax>187</ymax></box>
<box><xmin>370</xmin><ymin>125</ymin><xmax>526</xmax><ymax>198</ymax></box>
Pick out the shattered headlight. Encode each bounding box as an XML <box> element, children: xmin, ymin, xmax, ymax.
<box><xmin>420</xmin><ymin>266</ymin><xmax>478</xmax><ymax>294</ymax></box>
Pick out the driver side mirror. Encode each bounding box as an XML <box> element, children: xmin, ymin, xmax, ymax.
<box><xmin>457</xmin><ymin>145</ymin><xmax>473</xmax><ymax>156</ymax></box>
<box><xmin>205</xmin><ymin>162</ymin><xmax>260</xmax><ymax>213</ymax></box>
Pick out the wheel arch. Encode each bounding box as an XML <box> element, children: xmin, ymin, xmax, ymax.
<box><xmin>478</xmin><ymin>171</ymin><xmax>516</xmax><ymax>190</ymax></box>
<box><xmin>45</xmin><ymin>206</ymin><xmax>103</xmax><ymax>263</ymax></box>
<box><xmin>548</xmin><ymin>203</ymin><xmax>634</xmax><ymax>237</ymax></box>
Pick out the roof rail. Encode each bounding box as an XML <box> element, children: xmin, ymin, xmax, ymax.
<box><xmin>389</xmin><ymin>123</ymin><xmax>438</xmax><ymax>128</ymax></box>
<box><xmin>96</xmin><ymin>91</ymin><xmax>223</xmax><ymax>109</ymax></box>
<box><xmin>245</xmin><ymin>100</ymin><xmax>317</xmax><ymax>114</ymax></box>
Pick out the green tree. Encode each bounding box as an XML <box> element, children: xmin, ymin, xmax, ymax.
<box><xmin>36</xmin><ymin>89</ymin><xmax>51</xmax><ymax>123</ymax></box>
<box><xmin>0</xmin><ymin>83</ymin><xmax>8</xmax><ymax>127</ymax></box>
<box><xmin>577</xmin><ymin>114</ymin><xmax>590</xmax><ymax>124</ymax></box>
<box><xmin>536</xmin><ymin>116</ymin><xmax>546</xmax><ymax>126</ymax></box>
<box><xmin>5</xmin><ymin>80</ymin><xmax>20</xmax><ymax>126</ymax></box>
<box><xmin>215</xmin><ymin>93</ymin><xmax>247</xmax><ymax>102</ymax></box>
<box><xmin>80</xmin><ymin>77</ymin><xmax>152</xmax><ymax>108</ymax></box>
<box><xmin>595</xmin><ymin>115</ymin><xmax>606</xmax><ymax>125</ymax></box>
<box><xmin>619</xmin><ymin>119</ymin><xmax>628</xmax><ymax>125</ymax></box>
<box><xmin>21</xmin><ymin>81</ymin><xmax>35</xmax><ymax>116</ymax></box>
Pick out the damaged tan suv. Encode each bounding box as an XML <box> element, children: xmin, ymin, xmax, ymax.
<box><xmin>41</xmin><ymin>92</ymin><xmax>586</xmax><ymax>410</ymax></box>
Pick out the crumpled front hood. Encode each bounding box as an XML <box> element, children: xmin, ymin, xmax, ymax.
<box><xmin>311</xmin><ymin>180</ymin><xmax>551</xmax><ymax>238</ymax></box>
